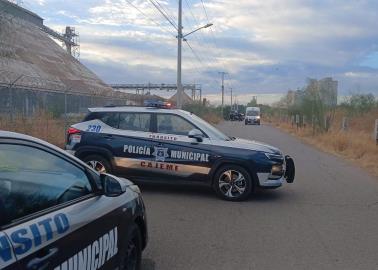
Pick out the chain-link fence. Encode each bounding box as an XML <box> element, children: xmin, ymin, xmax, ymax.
<box><xmin>0</xmin><ymin>70</ymin><xmax>147</xmax><ymax>145</ymax></box>
<box><xmin>0</xmin><ymin>69</ymin><xmax>145</xmax><ymax>115</ymax></box>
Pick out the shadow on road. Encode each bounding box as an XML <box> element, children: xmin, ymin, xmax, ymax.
<box><xmin>137</xmin><ymin>182</ymin><xmax>214</xmax><ymax>198</ymax></box>
<box><xmin>141</xmin><ymin>258</ymin><xmax>156</xmax><ymax>270</ymax></box>
<box><xmin>137</xmin><ymin>182</ymin><xmax>288</xmax><ymax>202</ymax></box>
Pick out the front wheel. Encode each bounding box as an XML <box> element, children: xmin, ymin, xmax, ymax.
<box><xmin>213</xmin><ymin>165</ymin><xmax>254</xmax><ymax>201</ymax></box>
<box><xmin>121</xmin><ymin>224</ymin><xmax>142</xmax><ymax>270</ymax></box>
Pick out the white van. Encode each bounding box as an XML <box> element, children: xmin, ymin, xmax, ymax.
<box><xmin>245</xmin><ymin>107</ymin><xmax>261</xmax><ymax>125</ymax></box>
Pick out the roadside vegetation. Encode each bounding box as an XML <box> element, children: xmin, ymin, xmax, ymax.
<box><xmin>265</xmin><ymin>91</ymin><xmax>378</xmax><ymax>177</ymax></box>
<box><xmin>0</xmin><ymin>111</ymin><xmax>80</xmax><ymax>147</ymax></box>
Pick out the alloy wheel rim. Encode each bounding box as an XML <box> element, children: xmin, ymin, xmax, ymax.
<box><xmin>218</xmin><ymin>170</ymin><xmax>246</xmax><ymax>198</ymax></box>
<box><xmin>87</xmin><ymin>160</ymin><xmax>106</xmax><ymax>173</ymax></box>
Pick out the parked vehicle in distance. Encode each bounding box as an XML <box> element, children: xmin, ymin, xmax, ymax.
<box><xmin>0</xmin><ymin>131</ymin><xmax>147</xmax><ymax>270</ymax></box>
<box><xmin>65</xmin><ymin>101</ymin><xmax>295</xmax><ymax>201</ymax></box>
<box><xmin>245</xmin><ymin>107</ymin><xmax>261</xmax><ymax>125</ymax></box>
<box><xmin>229</xmin><ymin>110</ymin><xmax>244</xmax><ymax>121</ymax></box>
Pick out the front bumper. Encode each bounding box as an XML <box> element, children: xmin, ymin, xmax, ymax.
<box><xmin>245</xmin><ymin>118</ymin><xmax>260</xmax><ymax>124</ymax></box>
<box><xmin>257</xmin><ymin>155</ymin><xmax>295</xmax><ymax>188</ymax></box>
<box><xmin>257</xmin><ymin>173</ymin><xmax>285</xmax><ymax>188</ymax></box>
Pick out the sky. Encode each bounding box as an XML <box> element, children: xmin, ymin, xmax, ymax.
<box><xmin>20</xmin><ymin>0</ymin><xmax>378</xmax><ymax>104</ymax></box>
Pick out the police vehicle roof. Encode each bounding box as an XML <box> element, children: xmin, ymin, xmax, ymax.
<box><xmin>88</xmin><ymin>106</ymin><xmax>189</xmax><ymax>115</ymax></box>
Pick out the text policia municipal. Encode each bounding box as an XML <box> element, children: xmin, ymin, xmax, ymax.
<box><xmin>123</xmin><ymin>145</ymin><xmax>210</xmax><ymax>162</ymax></box>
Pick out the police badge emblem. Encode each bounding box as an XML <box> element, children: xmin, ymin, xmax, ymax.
<box><xmin>153</xmin><ymin>147</ymin><xmax>169</xmax><ymax>162</ymax></box>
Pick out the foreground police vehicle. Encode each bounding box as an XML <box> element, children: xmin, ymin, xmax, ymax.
<box><xmin>66</xmin><ymin>102</ymin><xmax>295</xmax><ymax>201</ymax></box>
<box><xmin>0</xmin><ymin>131</ymin><xmax>147</xmax><ymax>270</ymax></box>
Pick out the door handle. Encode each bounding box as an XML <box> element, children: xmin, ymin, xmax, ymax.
<box><xmin>27</xmin><ymin>248</ymin><xmax>59</xmax><ymax>270</ymax></box>
<box><xmin>157</xmin><ymin>143</ymin><xmax>164</xmax><ymax>146</ymax></box>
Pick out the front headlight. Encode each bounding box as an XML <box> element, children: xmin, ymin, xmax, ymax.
<box><xmin>271</xmin><ymin>164</ymin><xmax>284</xmax><ymax>175</ymax></box>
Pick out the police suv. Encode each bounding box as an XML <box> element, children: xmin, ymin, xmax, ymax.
<box><xmin>0</xmin><ymin>131</ymin><xmax>147</xmax><ymax>270</ymax></box>
<box><xmin>66</xmin><ymin>102</ymin><xmax>295</xmax><ymax>201</ymax></box>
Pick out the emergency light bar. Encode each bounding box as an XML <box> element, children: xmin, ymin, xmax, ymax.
<box><xmin>144</xmin><ymin>100</ymin><xmax>172</xmax><ymax>109</ymax></box>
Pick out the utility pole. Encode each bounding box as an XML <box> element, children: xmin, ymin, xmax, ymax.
<box><xmin>174</xmin><ymin>1</ymin><xmax>212</xmax><ymax>109</ymax></box>
<box><xmin>219</xmin><ymin>71</ymin><xmax>227</xmax><ymax>116</ymax></box>
<box><xmin>176</xmin><ymin>0</ymin><xmax>183</xmax><ymax>109</ymax></box>
<box><xmin>230</xmin><ymin>88</ymin><xmax>233</xmax><ymax>109</ymax></box>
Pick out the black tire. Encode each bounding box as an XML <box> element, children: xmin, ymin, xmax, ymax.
<box><xmin>82</xmin><ymin>154</ymin><xmax>112</xmax><ymax>174</ymax></box>
<box><xmin>121</xmin><ymin>223</ymin><xmax>142</xmax><ymax>270</ymax></box>
<box><xmin>212</xmin><ymin>165</ymin><xmax>254</xmax><ymax>201</ymax></box>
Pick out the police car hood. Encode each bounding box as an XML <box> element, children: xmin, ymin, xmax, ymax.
<box><xmin>219</xmin><ymin>137</ymin><xmax>281</xmax><ymax>154</ymax></box>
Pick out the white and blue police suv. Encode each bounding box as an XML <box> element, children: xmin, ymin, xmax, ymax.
<box><xmin>66</xmin><ymin>101</ymin><xmax>295</xmax><ymax>202</ymax></box>
<box><xmin>0</xmin><ymin>131</ymin><xmax>147</xmax><ymax>270</ymax></box>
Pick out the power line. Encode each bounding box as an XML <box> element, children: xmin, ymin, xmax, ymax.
<box><xmin>199</xmin><ymin>0</ymin><xmax>226</xmax><ymax>71</ymax></box>
<box><xmin>152</xmin><ymin>0</ymin><xmax>178</xmax><ymax>28</ymax></box>
<box><xmin>184</xmin><ymin>40</ymin><xmax>219</xmax><ymax>88</ymax></box>
<box><xmin>183</xmin><ymin>0</ymin><xmax>219</xmax><ymax>68</ymax></box>
<box><xmin>122</xmin><ymin>0</ymin><xmax>176</xmax><ymax>36</ymax></box>
<box><xmin>148</xmin><ymin>0</ymin><xmax>178</xmax><ymax>30</ymax></box>
<box><xmin>184</xmin><ymin>40</ymin><xmax>204</xmax><ymax>65</ymax></box>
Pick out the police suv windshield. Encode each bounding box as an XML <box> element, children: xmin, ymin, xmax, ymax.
<box><xmin>188</xmin><ymin>113</ymin><xmax>231</xmax><ymax>141</ymax></box>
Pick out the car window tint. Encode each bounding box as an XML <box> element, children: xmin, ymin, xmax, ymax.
<box><xmin>99</xmin><ymin>112</ymin><xmax>119</xmax><ymax>128</ymax></box>
<box><xmin>0</xmin><ymin>144</ymin><xmax>92</xmax><ymax>227</ymax></box>
<box><xmin>85</xmin><ymin>112</ymin><xmax>119</xmax><ymax>128</ymax></box>
<box><xmin>119</xmin><ymin>113</ymin><xmax>151</xmax><ymax>132</ymax></box>
<box><xmin>157</xmin><ymin>114</ymin><xmax>198</xmax><ymax>136</ymax></box>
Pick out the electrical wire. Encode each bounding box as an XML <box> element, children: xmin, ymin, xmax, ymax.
<box><xmin>123</xmin><ymin>0</ymin><xmax>177</xmax><ymax>36</ymax></box>
<box><xmin>153</xmin><ymin>0</ymin><xmax>178</xmax><ymax>28</ymax></box>
<box><xmin>148</xmin><ymin>0</ymin><xmax>178</xmax><ymax>30</ymax></box>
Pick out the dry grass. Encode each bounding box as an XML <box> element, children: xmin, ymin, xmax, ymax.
<box><xmin>271</xmin><ymin>109</ymin><xmax>378</xmax><ymax>177</ymax></box>
<box><xmin>202</xmin><ymin>112</ymin><xmax>223</xmax><ymax>125</ymax></box>
<box><xmin>0</xmin><ymin>112</ymin><xmax>68</xmax><ymax>147</ymax></box>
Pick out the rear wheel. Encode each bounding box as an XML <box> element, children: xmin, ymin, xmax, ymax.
<box><xmin>82</xmin><ymin>154</ymin><xmax>112</xmax><ymax>174</ymax></box>
<box><xmin>121</xmin><ymin>223</ymin><xmax>142</xmax><ymax>270</ymax></box>
<box><xmin>213</xmin><ymin>165</ymin><xmax>253</xmax><ymax>201</ymax></box>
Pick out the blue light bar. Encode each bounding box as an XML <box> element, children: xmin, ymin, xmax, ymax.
<box><xmin>144</xmin><ymin>100</ymin><xmax>172</xmax><ymax>108</ymax></box>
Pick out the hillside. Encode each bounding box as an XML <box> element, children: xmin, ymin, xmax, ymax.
<box><xmin>0</xmin><ymin>9</ymin><xmax>111</xmax><ymax>95</ymax></box>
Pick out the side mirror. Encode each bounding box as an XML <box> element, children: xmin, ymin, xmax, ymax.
<box><xmin>188</xmin><ymin>129</ymin><xmax>204</xmax><ymax>142</ymax></box>
<box><xmin>100</xmin><ymin>173</ymin><xmax>126</xmax><ymax>197</ymax></box>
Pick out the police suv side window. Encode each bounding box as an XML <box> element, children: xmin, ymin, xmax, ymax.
<box><xmin>157</xmin><ymin>114</ymin><xmax>198</xmax><ymax>136</ymax></box>
<box><xmin>119</xmin><ymin>113</ymin><xmax>151</xmax><ymax>132</ymax></box>
<box><xmin>0</xmin><ymin>144</ymin><xmax>93</xmax><ymax>227</ymax></box>
<box><xmin>85</xmin><ymin>112</ymin><xmax>119</xmax><ymax>128</ymax></box>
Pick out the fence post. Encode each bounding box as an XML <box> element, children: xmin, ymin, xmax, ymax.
<box><xmin>295</xmin><ymin>114</ymin><xmax>300</xmax><ymax>129</ymax></box>
<box><xmin>341</xmin><ymin>117</ymin><xmax>348</xmax><ymax>131</ymax></box>
<box><xmin>64</xmin><ymin>87</ymin><xmax>72</xmax><ymax>134</ymax></box>
<box><xmin>374</xmin><ymin>119</ymin><xmax>378</xmax><ymax>145</ymax></box>
<box><xmin>9</xmin><ymin>86</ymin><xmax>13</xmax><ymax>122</ymax></box>
<box><xmin>303</xmin><ymin>115</ymin><xmax>306</xmax><ymax>128</ymax></box>
<box><xmin>7</xmin><ymin>75</ymin><xmax>24</xmax><ymax>124</ymax></box>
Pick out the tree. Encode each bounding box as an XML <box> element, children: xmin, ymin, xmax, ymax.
<box><xmin>341</xmin><ymin>93</ymin><xmax>376</xmax><ymax>115</ymax></box>
<box><xmin>246</xmin><ymin>97</ymin><xmax>257</xmax><ymax>107</ymax></box>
